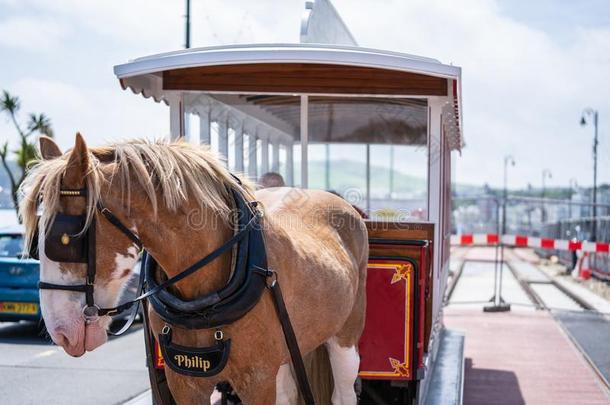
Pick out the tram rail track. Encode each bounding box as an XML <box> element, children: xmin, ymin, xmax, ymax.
<box><xmin>505</xmin><ymin>259</ymin><xmax>610</xmax><ymax>393</ymax></box>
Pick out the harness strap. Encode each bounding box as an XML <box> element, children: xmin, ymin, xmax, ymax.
<box><xmin>38</xmin><ymin>281</ymin><xmax>90</xmax><ymax>293</ymax></box>
<box><xmin>133</xmin><ymin>214</ymin><xmax>259</xmax><ymax>302</ymax></box>
<box><xmin>97</xmin><ymin>203</ymin><xmax>143</xmax><ymax>249</ymax></box>
<box><xmin>268</xmin><ymin>277</ymin><xmax>315</xmax><ymax>405</ymax></box>
<box><xmin>86</xmin><ymin>217</ymin><xmax>96</xmax><ymax>307</ymax></box>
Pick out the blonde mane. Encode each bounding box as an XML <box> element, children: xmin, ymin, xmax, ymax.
<box><xmin>19</xmin><ymin>138</ymin><xmax>254</xmax><ymax>252</ymax></box>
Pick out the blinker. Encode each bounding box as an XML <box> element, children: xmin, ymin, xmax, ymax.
<box><xmin>45</xmin><ymin>213</ymin><xmax>88</xmax><ymax>264</ymax></box>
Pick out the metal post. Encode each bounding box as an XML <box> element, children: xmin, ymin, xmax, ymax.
<box><xmin>581</xmin><ymin>108</ymin><xmax>599</xmax><ymax>241</ymax></box>
<box><xmin>390</xmin><ymin>145</ymin><xmax>395</xmax><ymax>198</ymax></box>
<box><xmin>261</xmin><ymin>137</ymin><xmax>269</xmax><ymax>174</ymax></box>
<box><xmin>541</xmin><ymin>169</ymin><xmax>552</xmax><ymax>223</ymax></box>
<box><xmin>286</xmin><ymin>144</ymin><xmax>294</xmax><ymax>186</ymax></box>
<box><xmin>325</xmin><ymin>144</ymin><xmax>330</xmax><ymax>190</ymax></box>
<box><xmin>568</xmin><ymin>178</ymin><xmax>577</xmax><ymax>220</ymax></box>
<box><xmin>485</xmin><ymin>156</ymin><xmax>513</xmax><ymax>312</ymax></box>
<box><xmin>199</xmin><ymin>109</ymin><xmax>210</xmax><ymax>145</ymax></box>
<box><xmin>272</xmin><ymin>139</ymin><xmax>280</xmax><ymax>173</ymax></box>
<box><xmin>300</xmin><ymin>95</ymin><xmax>308</xmax><ymax>189</ymax></box>
<box><xmin>235</xmin><ymin>125</ymin><xmax>244</xmax><ymax>172</ymax></box>
<box><xmin>593</xmin><ymin>111</ymin><xmax>599</xmax><ymax>241</ymax></box>
<box><xmin>185</xmin><ymin>0</ymin><xmax>191</xmax><ymax>49</ymax></box>
<box><xmin>248</xmin><ymin>132</ymin><xmax>257</xmax><ymax>179</ymax></box>
<box><xmin>218</xmin><ymin>119</ymin><xmax>228</xmax><ymax>165</ymax></box>
<box><xmin>366</xmin><ymin>144</ymin><xmax>371</xmax><ymax>214</ymax></box>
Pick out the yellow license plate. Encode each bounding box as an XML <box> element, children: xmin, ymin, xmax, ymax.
<box><xmin>0</xmin><ymin>302</ymin><xmax>38</xmax><ymax>315</ymax></box>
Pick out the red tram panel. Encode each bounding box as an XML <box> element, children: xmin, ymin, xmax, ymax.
<box><xmin>358</xmin><ymin>221</ymin><xmax>434</xmax><ymax>382</ymax></box>
<box><xmin>358</xmin><ymin>259</ymin><xmax>415</xmax><ymax>379</ymax></box>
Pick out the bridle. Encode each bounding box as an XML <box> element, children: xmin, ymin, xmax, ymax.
<box><xmin>34</xmin><ymin>186</ymin><xmax>260</xmax><ymax>334</ymax></box>
<box><xmin>34</xmin><ymin>188</ymin><xmax>145</xmax><ymax>333</ymax></box>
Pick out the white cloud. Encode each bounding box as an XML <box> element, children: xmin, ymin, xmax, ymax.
<box><xmin>0</xmin><ymin>77</ymin><xmax>168</xmax><ymax>151</ymax></box>
<box><xmin>334</xmin><ymin>0</ymin><xmax>610</xmax><ymax>188</ymax></box>
<box><xmin>0</xmin><ymin>16</ymin><xmax>68</xmax><ymax>50</ymax></box>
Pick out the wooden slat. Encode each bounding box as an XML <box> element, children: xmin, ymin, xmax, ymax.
<box><xmin>366</xmin><ymin>221</ymin><xmax>434</xmax><ymax>241</ymax></box>
<box><xmin>163</xmin><ymin>63</ymin><xmax>448</xmax><ymax>96</ymax></box>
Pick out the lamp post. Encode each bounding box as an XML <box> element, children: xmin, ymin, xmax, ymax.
<box><xmin>581</xmin><ymin>108</ymin><xmax>599</xmax><ymax>241</ymax></box>
<box><xmin>541</xmin><ymin>169</ymin><xmax>552</xmax><ymax>223</ymax></box>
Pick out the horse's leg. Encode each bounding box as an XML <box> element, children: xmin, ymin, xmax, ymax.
<box><xmin>231</xmin><ymin>370</ymin><xmax>278</xmax><ymax>405</ymax></box>
<box><xmin>165</xmin><ymin>374</ymin><xmax>216</xmax><ymax>405</ymax></box>
<box><xmin>276</xmin><ymin>363</ymin><xmax>298</xmax><ymax>404</ymax></box>
<box><xmin>325</xmin><ymin>259</ymin><xmax>366</xmax><ymax>405</ymax></box>
<box><xmin>325</xmin><ymin>336</ymin><xmax>360</xmax><ymax>405</ymax></box>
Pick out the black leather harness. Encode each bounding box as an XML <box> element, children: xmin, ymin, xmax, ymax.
<box><xmin>34</xmin><ymin>184</ymin><xmax>315</xmax><ymax>404</ymax></box>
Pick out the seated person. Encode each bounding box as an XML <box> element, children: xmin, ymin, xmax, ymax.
<box><xmin>258</xmin><ymin>172</ymin><xmax>285</xmax><ymax>189</ymax></box>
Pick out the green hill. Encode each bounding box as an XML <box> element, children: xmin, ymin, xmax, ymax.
<box><xmin>306</xmin><ymin>159</ymin><xmax>427</xmax><ymax>197</ymax></box>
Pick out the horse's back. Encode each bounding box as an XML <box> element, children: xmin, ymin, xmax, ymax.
<box><xmin>256</xmin><ymin>187</ymin><xmax>367</xmax><ymax>260</ymax></box>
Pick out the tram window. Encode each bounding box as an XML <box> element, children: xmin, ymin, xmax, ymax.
<box><xmin>307</xmin><ymin>97</ymin><xmax>428</xmax><ymax>220</ymax></box>
<box><xmin>184</xmin><ymin>113</ymin><xmax>198</xmax><ymax>144</ymax></box>
<box><xmin>369</xmin><ymin>144</ymin><xmax>428</xmax><ymax>220</ymax></box>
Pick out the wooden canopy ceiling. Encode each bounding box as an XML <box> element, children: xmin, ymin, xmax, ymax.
<box><xmin>232</xmin><ymin>95</ymin><xmax>427</xmax><ymax>144</ymax></box>
<box><xmin>163</xmin><ymin>63</ymin><xmax>448</xmax><ymax>97</ymax></box>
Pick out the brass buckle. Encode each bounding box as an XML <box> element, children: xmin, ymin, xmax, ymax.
<box><xmin>266</xmin><ymin>269</ymin><xmax>277</xmax><ymax>288</ymax></box>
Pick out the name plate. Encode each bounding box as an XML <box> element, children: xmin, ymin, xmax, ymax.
<box><xmin>158</xmin><ymin>326</ymin><xmax>231</xmax><ymax>377</ymax></box>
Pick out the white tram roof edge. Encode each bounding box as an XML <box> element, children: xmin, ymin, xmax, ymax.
<box><xmin>114</xmin><ymin>43</ymin><xmax>461</xmax><ymax>81</ymax></box>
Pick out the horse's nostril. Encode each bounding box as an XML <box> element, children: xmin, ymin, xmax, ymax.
<box><xmin>53</xmin><ymin>330</ymin><xmax>67</xmax><ymax>347</ymax></box>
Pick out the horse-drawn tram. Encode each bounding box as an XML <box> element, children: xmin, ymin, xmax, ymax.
<box><xmin>108</xmin><ymin>41</ymin><xmax>464</xmax><ymax>404</ymax></box>
<box><xmin>22</xmin><ymin>7</ymin><xmax>462</xmax><ymax>405</ymax></box>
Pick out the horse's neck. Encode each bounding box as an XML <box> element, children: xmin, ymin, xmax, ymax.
<box><xmin>129</xmin><ymin>195</ymin><xmax>233</xmax><ymax>300</ymax></box>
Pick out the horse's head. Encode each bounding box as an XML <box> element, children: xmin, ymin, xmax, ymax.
<box><xmin>21</xmin><ymin>134</ymin><xmax>139</xmax><ymax>356</ymax></box>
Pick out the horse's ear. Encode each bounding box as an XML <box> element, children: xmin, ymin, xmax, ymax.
<box><xmin>39</xmin><ymin>136</ymin><xmax>62</xmax><ymax>160</ymax></box>
<box><xmin>63</xmin><ymin>132</ymin><xmax>89</xmax><ymax>187</ymax></box>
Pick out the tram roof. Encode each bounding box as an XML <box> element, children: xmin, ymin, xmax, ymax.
<box><xmin>114</xmin><ymin>43</ymin><xmax>461</xmax><ymax>80</ymax></box>
<box><xmin>114</xmin><ymin>43</ymin><xmax>463</xmax><ymax>150</ymax></box>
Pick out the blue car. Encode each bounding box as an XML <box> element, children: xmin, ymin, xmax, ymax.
<box><xmin>0</xmin><ymin>225</ymin><xmax>42</xmax><ymax>322</ymax></box>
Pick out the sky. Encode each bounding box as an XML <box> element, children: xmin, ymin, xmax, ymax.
<box><xmin>0</xmin><ymin>0</ymin><xmax>609</xmax><ymax>189</ymax></box>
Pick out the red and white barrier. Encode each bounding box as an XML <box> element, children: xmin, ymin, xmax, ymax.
<box><xmin>451</xmin><ymin>233</ymin><xmax>610</xmax><ymax>253</ymax></box>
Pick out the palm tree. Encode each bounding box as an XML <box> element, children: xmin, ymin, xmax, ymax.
<box><xmin>0</xmin><ymin>90</ymin><xmax>54</xmax><ymax>221</ymax></box>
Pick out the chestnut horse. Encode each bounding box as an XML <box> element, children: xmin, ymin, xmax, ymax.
<box><xmin>20</xmin><ymin>134</ymin><xmax>367</xmax><ymax>404</ymax></box>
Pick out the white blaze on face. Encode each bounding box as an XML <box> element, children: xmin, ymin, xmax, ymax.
<box><xmin>38</xmin><ymin>223</ymin><xmax>139</xmax><ymax>356</ymax></box>
<box><xmin>101</xmin><ymin>245</ymin><xmax>139</xmax><ymax>308</ymax></box>
<box><xmin>38</xmin><ymin>224</ymin><xmax>86</xmax><ymax>356</ymax></box>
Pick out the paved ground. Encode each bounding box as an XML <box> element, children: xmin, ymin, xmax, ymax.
<box><xmin>445</xmin><ymin>308</ymin><xmax>609</xmax><ymax>405</ymax></box>
<box><xmin>555</xmin><ymin>311</ymin><xmax>610</xmax><ymax>386</ymax></box>
<box><xmin>0</xmin><ymin>321</ymin><xmax>149</xmax><ymax>405</ymax></box>
<box><xmin>448</xmin><ymin>247</ymin><xmax>610</xmax><ymax>404</ymax></box>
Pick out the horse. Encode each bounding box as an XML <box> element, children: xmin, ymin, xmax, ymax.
<box><xmin>20</xmin><ymin>133</ymin><xmax>368</xmax><ymax>404</ymax></box>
